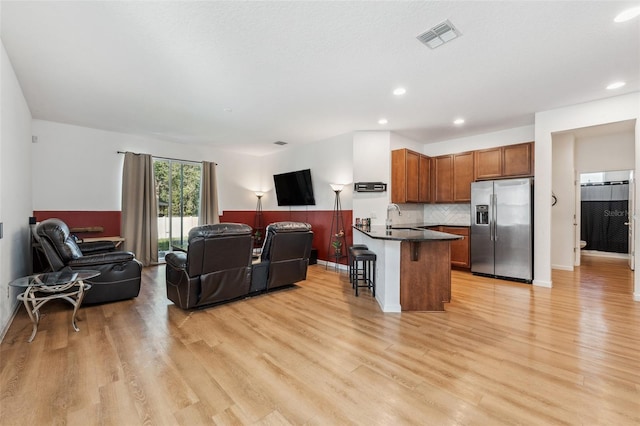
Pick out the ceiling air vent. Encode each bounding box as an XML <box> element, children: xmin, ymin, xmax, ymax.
<box><xmin>273</xmin><ymin>141</ymin><xmax>288</xmax><ymax>146</ymax></box>
<box><xmin>417</xmin><ymin>20</ymin><xmax>461</xmax><ymax>49</ymax></box>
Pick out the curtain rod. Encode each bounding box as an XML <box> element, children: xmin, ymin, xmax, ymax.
<box><xmin>117</xmin><ymin>151</ymin><xmax>218</xmax><ymax>165</ymax></box>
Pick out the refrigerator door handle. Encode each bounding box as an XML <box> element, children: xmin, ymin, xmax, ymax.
<box><xmin>492</xmin><ymin>193</ymin><xmax>498</xmax><ymax>241</ymax></box>
<box><xmin>489</xmin><ymin>194</ymin><xmax>493</xmax><ymax>241</ymax></box>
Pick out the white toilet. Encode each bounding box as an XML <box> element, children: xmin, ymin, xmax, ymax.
<box><xmin>580</xmin><ymin>240</ymin><xmax>587</xmax><ymax>249</ymax></box>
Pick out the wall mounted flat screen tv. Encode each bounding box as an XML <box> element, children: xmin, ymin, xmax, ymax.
<box><xmin>273</xmin><ymin>169</ymin><xmax>316</xmax><ymax>206</ymax></box>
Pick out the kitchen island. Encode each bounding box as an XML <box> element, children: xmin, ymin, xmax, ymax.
<box><xmin>353</xmin><ymin>225</ymin><xmax>462</xmax><ymax>312</ymax></box>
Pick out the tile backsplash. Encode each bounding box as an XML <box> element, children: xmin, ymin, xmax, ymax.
<box><xmin>423</xmin><ymin>204</ymin><xmax>471</xmax><ymax>226</ymax></box>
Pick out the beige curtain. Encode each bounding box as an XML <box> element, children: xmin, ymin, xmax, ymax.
<box><xmin>121</xmin><ymin>152</ymin><xmax>158</xmax><ymax>266</ymax></box>
<box><xmin>199</xmin><ymin>161</ymin><xmax>220</xmax><ymax>225</ymax></box>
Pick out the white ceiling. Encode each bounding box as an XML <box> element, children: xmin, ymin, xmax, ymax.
<box><xmin>1</xmin><ymin>1</ymin><xmax>639</xmax><ymax>156</ymax></box>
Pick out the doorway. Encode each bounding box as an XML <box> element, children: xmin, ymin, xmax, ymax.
<box><xmin>153</xmin><ymin>158</ymin><xmax>202</xmax><ymax>260</ymax></box>
<box><xmin>576</xmin><ymin>170</ymin><xmax>632</xmax><ymax>265</ymax></box>
<box><xmin>551</xmin><ymin>120</ymin><xmax>636</xmax><ymax>274</ymax></box>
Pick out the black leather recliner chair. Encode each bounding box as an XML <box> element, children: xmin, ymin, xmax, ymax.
<box><xmin>35</xmin><ymin>218</ymin><xmax>142</xmax><ymax>304</ymax></box>
<box><xmin>165</xmin><ymin>223</ymin><xmax>254</xmax><ymax>309</ymax></box>
<box><xmin>251</xmin><ymin>221</ymin><xmax>313</xmax><ymax>293</ymax></box>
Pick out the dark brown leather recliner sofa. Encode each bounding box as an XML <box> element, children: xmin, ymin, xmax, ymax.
<box><xmin>250</xmin><ymin>221</ymin><xmax>314</xmax><ymax>293</ymax></box>
<box><xmin>36</xmin><ymin>218</ymin><xmax>142</xmax><ymax>304</ymax></box>
<box><xmin>165</xmin><ymin>223</ymin><xmax>254</xmax><ymax>309</ymax></box>
<box><xmin>165</xmin><ymin>221</ymin><xmax>313</xmax><ymax>309</ymax></box>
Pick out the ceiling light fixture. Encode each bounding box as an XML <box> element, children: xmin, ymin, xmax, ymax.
<box><xmin>453</xmin><ymin>118</ymin><xmax>465</xmax><ymax>125</ymax></box>
<box><xmin>606</xmin><ymin>81</ymin><xmax>626</xmax><ymax>90</ymax></box>
<box><xmin>614</xmin><ymin>6</ymin><xmax>640</xmax><ymax>22</ymax></box>
<box><xmin>393</xmin><ymin>87</ymin><xmax>406</xmax><ymax>96</ymax></box>
<box><xmin>273</xmin><ymin>141</ymin><xmax>288</xmax><ymax>146</ymax></box>
<box><xmin>417</xmin><ymin>20</ymin><xmax>461</xmax><ymax>49</ymax></box>
<box><xmin>378</xmin><ymin>118</ymin><xmax>388</xmax><ymax>125</ymax></box>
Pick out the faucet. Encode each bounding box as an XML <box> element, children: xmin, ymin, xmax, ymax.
<box><xmin>386</xmin><ymin>203</ymin><xmax>401</xmax><ymax>228</ymax></box>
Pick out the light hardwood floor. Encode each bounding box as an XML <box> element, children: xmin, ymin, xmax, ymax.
<box><xmin>1</xmin><ymin>257</ymin><xmax>639</xmax><ymax>425</ymax></box>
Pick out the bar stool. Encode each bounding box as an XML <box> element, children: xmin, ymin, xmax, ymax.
<box><xmin>348</xmin><ymin>244</ymin><xmax>368</xmax><ymax>284</ymax></box>
<box><xmin>351</xmin><ymin>249</ymin><xmax>376</xmax><ymax>297</ymax></box>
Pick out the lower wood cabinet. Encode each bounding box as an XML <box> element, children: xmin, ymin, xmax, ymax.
<box><xmin>442</xmin><ymin>227</ymin><xmax>470</xmax><ymax>269</ymax></box>
<box><xmin>428</xmin><ymin>226</ymin><xmax>470</xmax><ymax>268</ymax></box>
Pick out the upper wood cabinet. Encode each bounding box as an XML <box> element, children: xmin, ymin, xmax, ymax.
<box><xmin>433</xmin><ymin>155</ymin><xmax>453</xmax><ymax>203</ymax></box>
<box><xmin>433</xmin><ymin>152</ymin><xmax>474</xmax><ymax>203</ymax></box>
<box><xmin>391</xmin><ymin>149</ymin><xmax>431</xmax><ymax>203</ymax></box>
<box><xmin>418</xmin><ymin>154</ymin><xmax>431</xmax><ymax>202</ymax></box>
<box><xmin>453</xmin><ymin>151</ymin><xmax>474</xmax><ymax>202</ymax></box>
<box><xmin>475</xmin><ymin>142</ymin><xmax>534</xmax><ymax>180</ymax></box>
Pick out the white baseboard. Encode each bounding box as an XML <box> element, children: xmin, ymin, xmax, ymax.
<box><xmin>533</xmin><ymin>279</ymin><xmax>552</xmax><ymax>288</ymax></box>
<box><xmin>552</xmin><ymin>264</ymin><xmax>574</xmax><ymax>271</ymax></box>
<box><xmin>581</xmin><ymin>250</ymin><xmax>629</xmax><ymax>260</ymax></box>
<box><xmin>0</xmin><ymin>300</ymin><xmax>21</xmax><ymax>343</ymax></box>
<box><xmin>316</xmin><ymin>260</ymin><xmax>347</xmax><ymax>271</ymax></box>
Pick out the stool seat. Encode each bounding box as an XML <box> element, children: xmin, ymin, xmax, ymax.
<box><xmin>348</xmin><ymin>244</ymin><xmax>368</xmax><ymax>283</ymax></box>
<box><xmin>352</xmin><ymin>249</ymin><xmax>376</xmax><ymax>260</ymax></box>
<box><xmin>351</xmin><ymin>249</ymin><xmax>376</xmax><ymax>297</ymax></box>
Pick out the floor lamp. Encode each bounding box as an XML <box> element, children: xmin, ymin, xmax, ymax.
<box><xmin>327</xmin><ymin>184</ymin><xmax>345</xmax><ymax>271</ymax></box>
<box><xmin>254</xmin><ymin>191</ymin><xmax>264</xmax><ymax>250</ymax></box>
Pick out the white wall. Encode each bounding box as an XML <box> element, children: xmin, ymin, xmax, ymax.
<box><xmin>535</xmin><ymin>92</ymin><xmax>640</xmax><ymax>300</ymax></box>
<box><xmin>257</xmin><ymin>132</ymin><xmax>353</xmax><ymax>211</ymax></box>
<box><xmin>575</xmin><ymin>131</ymin><xmax>635</xmax><ymax>173</ymax></box>
<box><xmin>31</xmin><ymin>119</ymin><xmax>262</xmax><ymax>212</ymax></box>
<box><xmin>551</xmin><ymin>132</ymin><xmax>575</xmax><ymax>271</ymax></box>
<box><xmin>352</xmin><ymin>131</ymin><xmax>391</xmax><ymax>226</ymax></box>
<box><xmin>390</xmin><ymin>132</ymin><xmax>424</xmax><ymax>152</ymax></box>
<box><xmin>1</xmin><ymin>41</ymin><xmax>33</xmax><ymax>339</ymax></box>
<box><xmin>422</xmin><ymin>125</ymin><xmax>535</xmax><ymax>157</ymax></box>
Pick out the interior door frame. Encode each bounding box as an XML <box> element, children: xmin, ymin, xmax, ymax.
<box><xmin>574</xmin><ymin>170</ymin><xmax>581</xmax><ymax>267</ymax></box>
<box><xmin>629</xmin><ymin>170</ymin><xmax>635</xmax><ymax>270</ymax></box>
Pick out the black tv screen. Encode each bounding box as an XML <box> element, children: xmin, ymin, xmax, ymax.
<box><xmin>273</xmin><ymin>169</ymin><xmax>316</xmax><ymax>206</ymax></box>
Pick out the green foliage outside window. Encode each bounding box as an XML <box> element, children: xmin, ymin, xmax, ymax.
<box><xmin>154</xmin><ymin>160</ymin><xmax>201</xmax><ymax>217</ymax></box>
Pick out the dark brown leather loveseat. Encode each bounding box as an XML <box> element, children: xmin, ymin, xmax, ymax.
<box><xmin>165</xmin><ymin>223</ymin><xmax>253</xmax><ymax>309</ymax></box>
<box><xmin>36</xmin><ymin>218</ymin><xmax>142</xmax><ymax>304</ymax></box>
<box><xmin>165</xmin><ymin>221</ymin><xmax>313</xmax><ymax>309</ymax></box>
<box><xmin>250</xmin><ymin>221</ymin><xmax>314</xmax><ymax>293</ymax></box>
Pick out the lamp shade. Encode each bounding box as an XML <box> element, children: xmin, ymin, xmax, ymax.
<box><xmin>330</xmin><ymin>184</ymin><xmax>344</xmax><ymax>192</ymax></box>
<box><xmin>254</xmin><ymin>191</ymin><xmax>264</xmax><ymax>198</ymax></box>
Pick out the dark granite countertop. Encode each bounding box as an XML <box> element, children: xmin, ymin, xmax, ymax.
<box><xmin>353</xmin><ymin>225</ymin><xmax>463</xmax><ymax>242</ymax></box>
<box><xmin>390</xmin><ymin>222</ymin><xmax>470</xmax><ymax>229</ymax></box>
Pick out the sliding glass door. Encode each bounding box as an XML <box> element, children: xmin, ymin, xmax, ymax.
<box><xmin>154</xmin><ymin>159</ymin><xmax>202</xmax><ymax>260</ymax></box>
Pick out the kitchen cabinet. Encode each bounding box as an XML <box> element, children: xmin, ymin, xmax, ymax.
<box><xmin>475</xmin><ymin>142</ymin><xmax>534</xmax><ymax>180</ymax></box>
<box><xmin>391</xmin><ymin>149</ymin><xmax>430</xmax><ymax>203</ymax></box>
<box><xmin>433</xmin><ymin>152</ymin><xmax>474</xmax><ymax>203</ymax></box>
<box><xmin>433</xmin><ymin>155</ymin><xmax>453</xmax><ymax>203</ymax></box>
<box><xmin>427</xmin><ymin>226</ymin><xmax>470</xmax><ymax>268</ymax></box>
<box><xmin>442</xmin><ymin>226</ymin><xmax>470</xmax><ymax>268</ymax></box>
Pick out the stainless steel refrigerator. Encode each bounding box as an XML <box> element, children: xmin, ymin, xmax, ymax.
<box><xmin>471</xmin><ymin>177</ymin><xmax>533</xmax><ymax>282</ymax></box>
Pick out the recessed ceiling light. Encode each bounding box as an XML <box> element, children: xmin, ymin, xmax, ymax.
<box><xmin>223</xmin><ymin>107</ymin><xmax>233</xmax><ymax>112</ymax></box>
<box><xmin>393</xmin><ymin>87</ymin><xmax>406</xmax><ymax>96</ymax></box>
<box><xmin>606</xmin><ymin>81</ymin><xmax>626</xmax><ymax>90</ymax></box>
<box><xmin>453</xmin><ymin>118</ymin><xmax>465</xmax><ymax>125</ymax></box>
<box><xmin>378</xmin><ymin>118</ymin><xmax>388</xmax><ymax>125</ymax></box>
<box><xmin>614</xmin><ymin>6</ymin><xmax>640</xmax><ymax>22</ymax></box>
